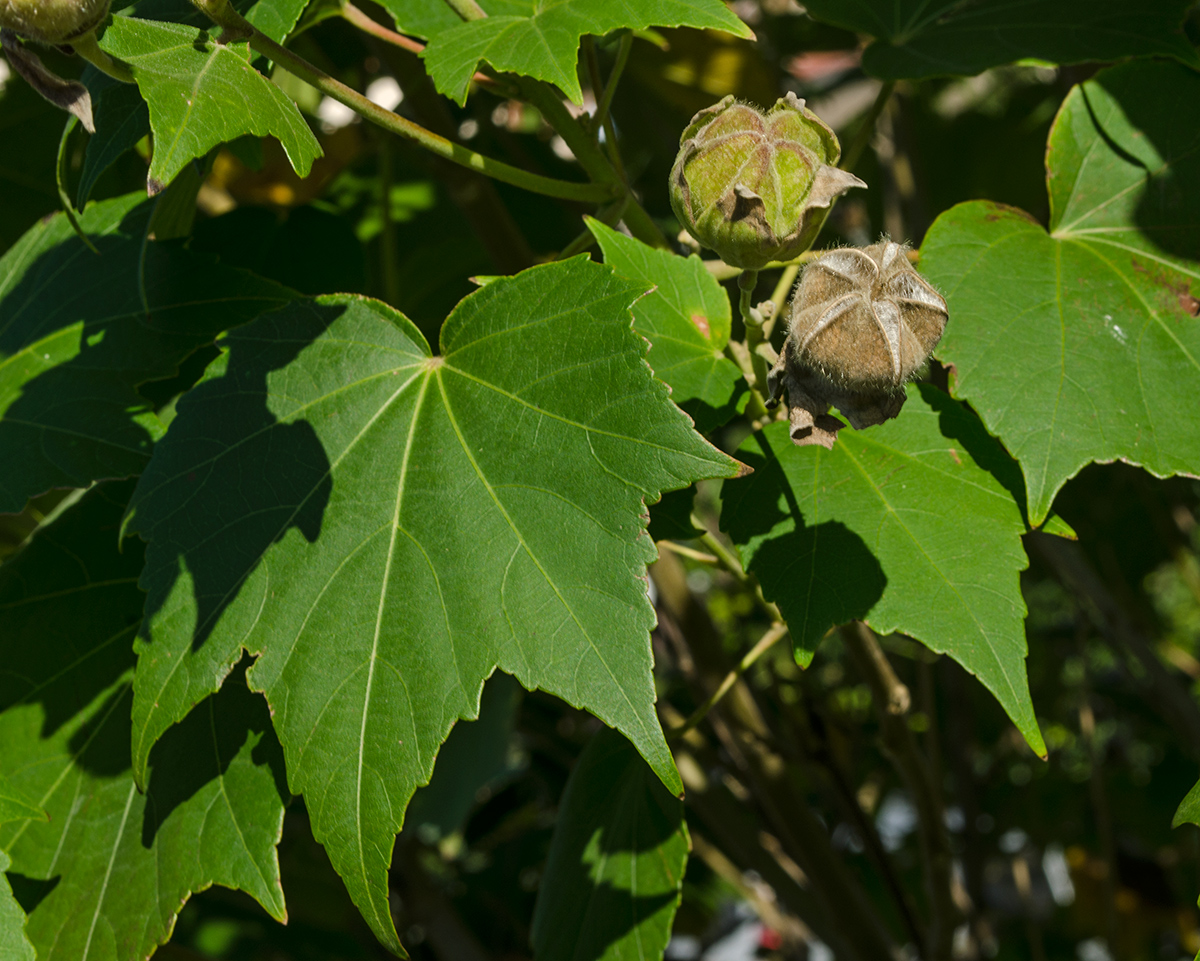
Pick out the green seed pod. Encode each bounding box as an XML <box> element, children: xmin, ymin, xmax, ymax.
<box><xmin>0</xmin><ymin>0</ymin><xmax>109</xmax><ymax>44</ymax></box>
<box><xmin>767</xmin><ymin>240</ymin><xmax>948</xmax><ymax>447</ymax></box>
<box><xmin>669</xmin><ymin>93</ymin><xmax>866</xmax><ymax>270</ymax></box>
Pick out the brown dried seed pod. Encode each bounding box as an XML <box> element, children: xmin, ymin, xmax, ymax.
<box><xmin>767</xmin><ymin>240</ymin><xmax>948</xmax><ymax>448</ymax></box>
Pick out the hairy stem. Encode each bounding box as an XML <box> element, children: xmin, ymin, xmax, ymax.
<box><xmin>190</xmin><ymin>0</ymin><xmax>615</xmax><ymax>203</ymax></box>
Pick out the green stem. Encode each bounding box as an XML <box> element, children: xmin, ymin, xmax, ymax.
<box><xmin>71</xmin><ymin>31</ymin><xmax>135</xmax><ymax>83</ymax></box>
<box><xmin>518</xmin><ymin>77</ymin><xmax>668</xmax><ymax>248</ymax></box>
<box><xmin>765</xmin><ymin>263</ymin><xmax>798</xmax><ymax>339</ymax></box>
<box><xmin>669</xmin><ymin>622</ymin><xmax>789</xmax><ymax>739</ymax></box>
<box><xmin>55</xmin><ymin>117</ymin><xmax>97</xmax><ymax>253</ymax></box>
<box><xmin>443</xmin><ymin>0</ymin><xmax>487</xmax><ymax>20</ymax></box>
<box><xmin>592</xmin><ymin>32</ymin><xmax>631</xmax><ymax>134</ymax></box>
<box><xmin>841</xmin><ymin>80</ymin><xmax>895</xmax><ymax>174</ymax></box>
<box><xmin>191</xmin><ymin>0</ymin><xmax>615</xmax><ymax>204</ymax></box>
<box><xmin>738</xmin><ymin>270</ymin><xmax>773</xmax><ymax>397</ymax></box>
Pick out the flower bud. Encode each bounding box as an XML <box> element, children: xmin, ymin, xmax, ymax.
<box><xmin>0</xmin><ymin>0</ymin><xmax>109</xmax><ymax>44</ymax></box>
<box><xmin>669</xmin><ymin>93</ymin><xmax>866</xmax><ymax>270</ymax></box>
<box><xmin>767</xmin><ymin>240</ymin><xmax>948</xmax><ymax>447</ymax></box>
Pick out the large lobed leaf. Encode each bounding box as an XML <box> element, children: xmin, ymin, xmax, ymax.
<box><xmin>587</xmin><ymin>218</ymin><xmax>746</xmax><ymax>432</ymax></box>
<box><xmin>801</xmin><ymin>0</ymin><xmax>1200</xmax><ymax>81</ymax></box>
<box><xmin>531</xmin><ymin>728</ymin><xmax>689</xmax><ymax>961</ymax></box>
<box><xmin>124</xmin><ymin>258</ymin><xmax>740</xmax><ymax>953</ymax></box>
<box><xmin>0</xmin><ymin>193</ymin><xmax>293</xmax><ymax>514</ymax></box>
<box><xmin>98</xmin><ymin>17</ymin><xmax>321</xmax><ymax>194</ymax></box>
<box><xmin>921</xmin><ymin>61</ymin><xmax>1200</xmax><ymax>526</ymax></box>
<box><xmin>415</xmin><ymin>0</ymin><xmax>754</xmax><ymax>105</ymax></box>
<box><xmin>0</xmin><ymin>483</ymin><xmax>289</xmax><ymax>961</ymax></box>
<box><xmin>722</xmin><ymin>385</ymin><xmax>1045</xmax><ymax>756</ymax></box>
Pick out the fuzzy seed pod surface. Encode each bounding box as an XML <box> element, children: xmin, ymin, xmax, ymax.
<box><xmin>767</xmin><ymin>240</ymin><xmax>948</xmax><ymax>448</ymax></box>
<box><xmin>669</xmin><ymin>93</ymin><xmax>866</xmax><ymax>270</ymax></box>
<box><xmin>0</xmin><ymin>0</ymin><xmax>109</xmax><ymax>44</ymax></box>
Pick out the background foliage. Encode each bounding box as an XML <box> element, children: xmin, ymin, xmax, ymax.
<box><xmin>2</xmin><ymin>1</ymin><xmax>1200</xmax><ymax>960</ymax></box>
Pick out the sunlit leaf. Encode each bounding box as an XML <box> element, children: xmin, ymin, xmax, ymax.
<box><xmin>98</xmin><ymin>17</ymin><xmax>321</xmax><ymax>194</ymax></box>
<box><xmin>124</xmin><ymin>259</ymin><xmax>740</xmax><ymax>953</ymax></box>
<box><xmin>722</xmin><ymin>385</ymin><xmax>1045</xmax><ymax>755</ymax></box>
<box><xmin>588</xmin><ymin>218</ymin><xmax>746</xmax><ymax>432</ymax></box>
<box><xmin>921</xmin><ymin>61</ymin><xmax>1200</xmax><ymax>525</ymax></box>
<box><xmin>417</xmin><ymin>0</ymin><xmax>753</xmax><ymax>105</ymax></box>
<box><xmin>0</xmin><ymin>483</ymin><xmax>289</xmax><ymax>961</ymax></box>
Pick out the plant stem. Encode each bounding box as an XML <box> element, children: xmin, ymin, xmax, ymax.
<box><xmin>443</xmin><ymin>0</ymin><xmax>487</xmax><ymax>21</ymax></box>
<box><xmin>1030</xmin><ymin>532</ymin><xmax>1200</xmax><ymax>761</ymax></box>
<box><xmin>738</xmin><ymin>270</ymin><xmax>774</xmax><ymax>398</ymax></box>
<box><xmin>517</xmin><ymin>77</ymin><xmax>668</xmax><ymax>248</ymax></box>
<box><xmin>841</xmin><ymin>80</ymin><xmax>895</xmax><ymax>174</ymax></box>
<box><xmin>656</xmin><ymin>540</ymin><xmax>718</xmax><ymax>566</ymax></box>
<box><xmin>581</xmin><ymin>35</ymin><xmax>626</xmax><ymax>179</ymax></box>
<box><xmin>669</xmin><ymin>621</ymin><xmax>789</xmax><ymax>739</ymax></box>
<box><xmin>764</xmin><ymin>262</ymin><xmax>798</xmax><ymax>340</ymax></box>
<box><xmin>843</xmin><ymin>621</ymin><xmax>958</xmax><ymax>961</ymax></box>
<box><xmin>191</xmin><ymin>0</ymin><xmax>615</xmax><ymax>204</ymax></box>
<box><xmin>341</xmin><ymin>3</ymin><xmax>511</xmax><ymax>94</ymax></box>
<box><xmin>72</xmin><ymin>31</ymin><xmax>135</xmax><ymax>83</ymax></box>
<box><xmin>592</xmin><ymin>32</ymin><xmax>631</xmax><ymax>134</ymax></box>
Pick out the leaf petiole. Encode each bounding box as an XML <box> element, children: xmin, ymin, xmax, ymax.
<box><xmin>189</xmin><ymin>0</ymin><xmax>617</xmax><ymax>203</ymax></box>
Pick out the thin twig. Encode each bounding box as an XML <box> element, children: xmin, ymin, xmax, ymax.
<box><xmin>591</xmin><ymin>32</ymin><xmax>631</xmax><ymax>134</ymax></box>
<box><xmin>840</xmin><ymin>80</ymin><xmax>895</xmax><ymax>174</ymax></box>
<box><xmin>192</xmin><ymin>0</ymin><xmax>616</xmax><ymax>204</ymax></box>
<box><xmin>341</xmin><ymin>3</ymin><xmax>507</xmax><ymax>93</ymax></box>
<box><xmin>656</xmin><ymin>540</ymin><xmax>718</xmax><ymax>566</ymax></box>
<box><xmin>669</xmin><ymin>622</ymin><xmax>789</xmax><ymax>739</ymax></box>
<box><xmin>843</xmin><ymin>621</ymin><xmax>958</xmax><ymax>961</ymax></box>
<box><xmin>1030</xmin><ymin>531</ymin><xmax>1200</xmax><ymax>761</ymax></box>
<box><xmin>763</xmin><ymin>262</ymin><xmax>798</xmax><ymax>340</ymax></box>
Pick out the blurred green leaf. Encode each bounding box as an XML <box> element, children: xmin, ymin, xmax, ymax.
<box><xmin>0</xmin><ymin>192</ymin><xmax>294</xmax><ymax>513</ymax></box>
<box><xmin>722</xmin><ymin>384</ymin><xmax>1045</xmax><ymax>756</ymax></box>
<box><xmin>124</xmin><ymin>259</ymin><xmax>739</xmax><ymax>953</ymax></box>
<box><xmin>588</xmin><ymin>219</ymin><xmax>746</xmax><ymax>432</ymax></box>
<box><xmin>98</xmin><ymin>17</ymin><xmax>321</xmax><ymax>194</ymax></box>
<box><xmin>801</xmin><ymin>0</ymin><xmax>1200</xmax><ymax>80</ymax></box>
<box><xmin>921</xmin><ymin>61</ymin><xmax>1200</xmax><ymax>525</ymax></box>
<box><xmin>418</xmin><ymin>0</ymin><xmax>754</xmax><ymax>105</ymax></box>
<box><xmin>531</xmin><ymin>727</ymin><xmax>689</xmax><ymax>961</ymax></box>
<box><xmin>0</xmin><ymin>483</ymin><xmax>289</xmax><ymax>961</ymax></box>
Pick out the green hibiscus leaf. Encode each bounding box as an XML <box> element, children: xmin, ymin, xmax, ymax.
<box><xmin>76</xmin><ymin>71</ymin><xmax>150</xmax><ymax>208</ymax></box>
<box><xmin>0</xmin><ymin>193</ymin><xmax>294</xmax><ymax>514</ymax></box>
<box><xmin>418</xmin><ymin>0</ymin><xmax>754</xmax><ymax>105</ymax></box>
<box><xmin>920</xmin><ymin>61</ymin><xmax>1200</xmax><ymax>526</ymax></box>
<box><xmin>801</xmin><ymin>0</ymin><xmax>1200</xmax><ymax>80</ymax></box>
<box><xmin>722</xmin><ymin>384</ymin><xmax>1045</xmax><ymax>756</ymax></box>
<box><xmin>0</xmin><ymin>483</ymin><xmax>289</xmax><ymax>961</ymax></box>
<box><xmin>530</xmin><ymin>728</ymin><xmax>689</xmax><ymax>961</ymax></box>
<box><xmin>97</xmin><ymin>16</ymin><xmax>322</xmax><ymax>195</ymax></box>
<box><xmin>588</xmin><ymin>218</ymin><xmax>746</xmax><ymax>432</ymax></box>
<box><xmin>0</xmin><ymin>776</ymin><xmax>42</xmax><ymax>961</ymax></box>
<box><xmin>123</xmin><ymin>258</ymin><xmax>741</xmax><ymax>953</ymax></box>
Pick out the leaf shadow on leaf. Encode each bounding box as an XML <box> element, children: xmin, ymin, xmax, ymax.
<box><xmin>135</xmin><ymin>304</ymin><xmax>338</xmax><ymax>655</ymax></box>
<box><xmin>679</xmin><ymin>386</ymin><xmax>749</xmax><ymax>435</ymax></box>
<box><xmin>920</xmin><ymin>384</ymin><xmax>1031</xmax><ymax>525</ymax></box>
<box><xmin>0</xmin><ymin>483</ymin><xmax>142</xmax><ymax>748</ymax></box>
<box><xmin>141</xmin><ymin>656</ymin><xmax>289</xmax><ymax>848</ymax></box>
<box><xmin>532</xmin><ymin>728</ymin><xmax>684</xmax><ymax>961</ymax></box>
<box><xmin>723</xmin><ymin>429</ymin><xmax>887</xmax><ymax>656</ymax></box>
<box><xmin>1088</xmin><ymin>69</ymin><xmax>1200</xmax><ymax>266</ymax></box>
<box><xmin>5</xmin><ymin>874</ymin><xmax>59</xmax><ymax>918</ymax></box>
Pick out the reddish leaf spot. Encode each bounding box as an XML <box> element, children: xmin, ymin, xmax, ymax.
<box><xmin>1181</xmin><ymin>292</ymin><xmax>1200</xmax><ymax>317</ymax></box>
<box><xmin>949</xmin><ymin>448</ymin><xmax>962</xmax><ymax>466</ymax></box>
<box><xmin>690</xmin><ymin>312</ymin><xmax>711</xmax><ymax>338</ymax></box>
